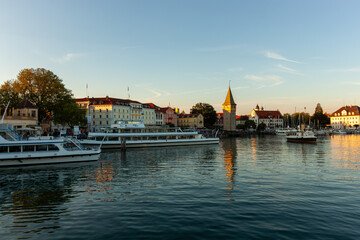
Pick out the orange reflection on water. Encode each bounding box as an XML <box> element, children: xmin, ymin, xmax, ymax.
<box><xmin>251</xmin><ymin>137</ymin><xmax>257</xmax><ymax>162</ymax></box>
<box><xmin>222</xmin><ymin>139</ymin><xmax>237</xmax><ymax>195</ymax></box>
<box><xmin>330</xmin><ymin>135</ymin><xmax>360</xmax><ymax>170</ymax></box>
<box><xmin>84</xmin><ymin>162</ymin><xmax>116</xmax><ymax>200</ymax></box>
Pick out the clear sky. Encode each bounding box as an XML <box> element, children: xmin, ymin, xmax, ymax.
<box><xmin>1</xmin><ymin>0</ymin><xmax>360</xmax><ymax>115</ymax></box>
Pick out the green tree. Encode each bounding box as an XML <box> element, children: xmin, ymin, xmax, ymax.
<box><xmin>0</xmin><ymin>68</ymin><xmax>85</xmax><ymax>126</ymax></box>
<box><xmin>0</xmin><ymin>80</ymin><xmax>21</xmax><ymax>112</ymax></box>
<box><xmin>257</xmin><ymin>122</ymin><xmax>266</xmax><ymax>131</ymax></box>
<box><xmin>245</xmin><ymin>120</ymin><xmax>256</xmax><ymax>129</ymax></box>
<box><xmin>52</xmin><ymin>100</ymin><xmax>87</xmax><ymax>127</ymax></box>
<box><xmin>190</xmin><ymin>102</ymin><xmax>217</xmax><ymax>128</ymax></box>
<box><xmin>310</xmin><ymin>103</ymin><xmax>330</xmax><ymax>129</ymax></box>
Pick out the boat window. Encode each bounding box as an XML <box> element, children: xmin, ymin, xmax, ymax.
<box><xmin>48</xmin><ymin>145</ymin><xmax>59</xmax><ymax>151</ymax></box>
<box><xmin>109</xmin><ymin>137</ymin><xmax>118</xmax><ymax>141</ymax></box>
<box><xmin>0</xmin><ymin>146</ymin><xmax>8</xmax><ymax>152</ymax></box>
<box><xmin>36</xmin><ymin>145</ymin><xmax>48</xmax><ymax>151</ymax></box>
<box><xmin>23</xmin><ymin>145</ymin><xmax>35</xmax><ymax>152</ymax></box>
<box><xmin>9</xmin><ymin>146</ymin><xmax>21</xmax><ymax>152</ymax></box>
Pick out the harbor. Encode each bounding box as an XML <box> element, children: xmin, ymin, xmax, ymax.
<box><xmin>1</xmin><ymin>134</ymin><xmax>360</xmax><ymax>239</ymax></box>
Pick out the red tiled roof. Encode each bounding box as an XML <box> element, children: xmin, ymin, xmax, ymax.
<box><xmin>159</xmin><ymin>107</ymin><xmax>175</xmax><ymax>113</ymax></box>
<box><xmin>75</xmin><ymin>97</ymin><xmax>141</xmax><ymax>106</ymax></box>
<box><xmin>254</xmin><ymin>110</ymin><xmax>282</xmax><ymax>119</ymax></box>
<box><xmin>236</xmin><ymin>115</ymin><xmax>249</xmax><ymax>120</ymax></box>
<box><xmin>144</xmin><ymin>103</ymin><xmax>160</xmax><ymax>110</ymax></box>
<box><xmin>332</xmin><ymin>105</ymin><xmax>360</xmax><ymax>116</ymax></box>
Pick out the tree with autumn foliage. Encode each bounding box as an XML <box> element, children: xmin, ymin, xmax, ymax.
<box><xmin>0</xmin><ymin>68</ymin><xmax>85</xmax><ymax>126</ymax></box>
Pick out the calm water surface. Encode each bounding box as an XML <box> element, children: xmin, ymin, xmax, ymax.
<box><xmin>1</xmin><ymin>135</ymin><xmax>360</xmax><ymax>239</ymax></box>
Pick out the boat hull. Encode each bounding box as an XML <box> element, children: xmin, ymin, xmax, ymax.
<box><xmin>286</xmin><ymin>137</ymin><xmax>317</xmax><ymax>143</ymax></box>
<box><xmin>0</xmin><ymin>151</ymin><xmax>101</xmax><ymax>167</ymax></box>
<box><xmin>82</xmin><ymin>138</ymin><xmax>220</xmax><ymax>149</ymax></box>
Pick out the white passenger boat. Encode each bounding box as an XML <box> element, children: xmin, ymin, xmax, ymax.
<box><xmin>0</xmin><ymin>124</ymin><xmax>101</xmax><ymax>167</ymax></box>
<box><xmin>286</xmin><ymin>130</ymin><xmax>317</xmax><ymax>143</ymax></box>
<box><xmin>81</xmin><ymin>120</ymin><xmax>220</xmax><ymax>149</ymax></box>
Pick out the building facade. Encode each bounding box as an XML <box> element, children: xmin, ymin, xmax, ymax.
<box><xmin>3</xmin><ymin>100</ymin><xmax>38</xmax><ymax>129</ymax></box>
<box><xmin>76</xmin><ymin>97</ymin><xmax>156</xmax><ymax>130</ymax></box>
<box><xmin>250</xmin><ymin>105</ymin><xmax>283</xmax><ymax>128</ymax></box>
<box><xmin>178</xmin><ymin>114</ymin><xmax>204</xmax><ymax>128</ymax></box>
<box><xmin>144</xmin><ymin>103</ymin><xmax>164</xmax><ymax>126</ymax></box>
<box><xmin>236</xmin><ymin>115</ymin><xmax>249</xmax><ymax>126</ymax></box>
<box><xmin>160</xmin><ymin>107</ymin><xmax>178</xmax><ymax>126</ymax></box>
<box><xmin>214</xmin><ymin>113</ymin><xmax>224</xmax><ymax>128</ymax></box>
<box><xmin>222</xmin><ymin>87</ymin><xmax>236</xmax><ymax>131</ymax></box>
<box><xmin>330</xmin><ymin>105</ymin><xmax>360</xmax><ymax>129</ymax></box>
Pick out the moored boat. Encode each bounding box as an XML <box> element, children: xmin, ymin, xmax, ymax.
<box><xmin>0</xmin><ymin>124</ymin><xmax>101</xmax><ymax>167</ymax></box>
<box><xmin>286</xmin><ymin>130</ymin><xmax>317</xmax><ymax>143</ymax></box>
<box><xmin>81</xmin><ymin>120</ymin><xmax>220</xmax><ymax>149</ymax></box>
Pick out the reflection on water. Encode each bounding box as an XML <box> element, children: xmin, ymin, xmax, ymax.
<box><xmin>222</xmin><ymin>138</ymin><xmax>237</xmax><ymax>197</ymax></box>
<box><xmin>330</xmin><ymin>135</ymin><xmax>360</xmax><ymax>170</ymax></box>
<box><xmin>1</xmin><ymin>137</ymin><xmax>360</xmax><ymax>239</ymax></box>
<box><xmin>0</xmin><ymin>164</ymin><xmax>93</xmax><ymax>237</ymax></box>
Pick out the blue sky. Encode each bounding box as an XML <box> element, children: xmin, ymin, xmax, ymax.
<box><xmin>1</xmin><ymin>0</ymin><xmax>360</xmax><ymax>115</ymax></box>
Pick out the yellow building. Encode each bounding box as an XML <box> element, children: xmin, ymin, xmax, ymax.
<box><xmin>177</xmin><ymin>114</ymin><xmax>204</xmax><ymax>129</ymax></box>
<box><xmin>76</xmin><ymin>97</ymin><xmax>156</xmax><ymax>131</ymax></box>
<box><xmin>331</xmin><ymin>105</ymin><xmax>360</xmax><ymax>129</ymax></box>
<box><xmin>3</xmin><ymin>100</ymin><xmax>38</xmax><ymax>129</ymax></box>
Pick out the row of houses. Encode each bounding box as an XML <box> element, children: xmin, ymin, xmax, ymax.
<box><xmin>75</xmin><ymin>97</ymin><xmax>204</xmax><ymax>131</ymax></box>
<box><xmin>3</xmin><ymin>96</ymin><xmax>360</xmax><ymax>131</ymax></box>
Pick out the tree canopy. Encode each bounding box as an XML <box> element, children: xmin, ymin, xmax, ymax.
<box><xmin>190</xmin><ymin>102</ymin><xmax>217</xmax><ymax>128</ymax></box>
<box><xmin>312</xmin><ymin>103</ymin><xmax>329</xmax><ymax>129</ymax></box>
<box><xmin>0</xmin><ymin>68</ymin><xmax>86</xmax><ymax>126</ymax></box>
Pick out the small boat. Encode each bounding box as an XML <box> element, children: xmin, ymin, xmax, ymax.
<box><xmin>0</xmin><ymin>124</ymin><xmax>101</xmax><ymax>167</ymax></box>
<box><xmin>314</xmin><ymin>130</ymin><xmax>326</xmax><ymax>136</ymax></box>
<box><xmin>81</xmin><ymin>120</ymin><xmax>220</xmax><ymax>149</ymax></box>
<box><xmin>286</xmin><ymin>130</ymin><xmax>317</xmax><ymax>143</ymax></box>
<box><xmin>332</xmin><ymin>129</ymin><xmax>347</xmax><ymax>135</ymax></box>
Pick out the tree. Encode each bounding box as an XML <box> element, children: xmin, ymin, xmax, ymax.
<box><xmin>190</xmin><ymin>103</ymin><xmax>217</xmax><ymax>128</ymax></box>
<box><xmin>257</xmin><ymin>122</ymin><xmax>266</xmax><ymax>131</ymax></box>
<box><xmin>245</xmin><ymin>120</ymin><xmax>256</xmax><ymax>129</ymax></box>
<box><xmin>0</xmin><ymin>68</ymin><xmax>85</xmax><ymax>126</ymax></box>
<box><xmin>52</xmin><ymin>100</ymin><xmax>87</xmax><ymax>127</ymax></box>
<box><xmin>0</xmin><ymin>80</ymin><xmax>20</xmax><ymax>112</ymax></box>
<box><xmin>311</xmin><ymin>104</ymin><xmax>330</xmax><ymax>129</ymax></box>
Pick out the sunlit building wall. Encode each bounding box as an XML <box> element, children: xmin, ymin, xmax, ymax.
<box><xmin>177</xmin><ymin>114</ymin><xmax>204</xmax><ymax>128</ymax></box>
<box><xmin>331</xmin><ymin>105</ymin><xmax>360</xmax><ymax>129</ymax></box>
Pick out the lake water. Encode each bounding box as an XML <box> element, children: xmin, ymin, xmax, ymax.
<box><xmin>1</xmin><ymin>135</ymin><xmax>360</xmax><ymax>240</ymax></box>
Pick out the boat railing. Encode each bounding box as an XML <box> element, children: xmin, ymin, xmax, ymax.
<box><xmin>3</xmin><ymin>128</ymin><xmax>23</xmax><ymax>141</ymax></box>
<box><xmin>65</xmin><ymin>136</ymin><xmax>88</xmax><ymax>150</ymax></box>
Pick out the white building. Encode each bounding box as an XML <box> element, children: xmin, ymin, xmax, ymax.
<box><xmin>76</xmin><ymin>97</ymin><xmax>156</xmax><ymax>131</ymax></box>
<box><xmin>330</xmin><ymin>105</ymin><xmax>360</xmax><ymax>129</ymax></box>
<box><xmin>144</xmin><ymin>103</ymin><xmax>164</xmax><ymax>126</ymax></box>
<box><xmin>250</xmin><ymin>105</ymin><xmax>283</xmax><ymax>128</ymax></box>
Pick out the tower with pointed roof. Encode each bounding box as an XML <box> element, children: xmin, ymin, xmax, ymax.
<box><xmin>222</xmin><ymin>86</ymin><xmax>237</xmax><ymax>131</ymax></box>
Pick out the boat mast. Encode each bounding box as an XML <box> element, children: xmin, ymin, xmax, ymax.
<box><xmin>1</xmin><ymin>101</ymin><xmax>10</xmax><ymax>124</ymax></box>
